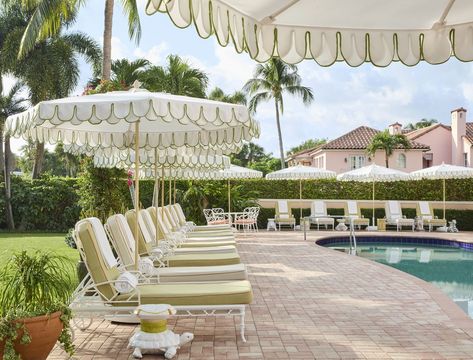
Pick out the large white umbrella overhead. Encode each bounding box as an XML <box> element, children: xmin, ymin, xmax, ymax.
<box><xmin>146</xmin><ymin>0</ymin><xmax>473</xmax><ymax>66</ymax></box>
<box><xmin>6</xmin><ymin>89</ymin><xmax>259</xmax><ymax>151</ymax></box>
<box><xmin>410</xmin><ymin>163</ymin><xmax>473</xmax><ymax>219</ymax></box>
<box><xmin>6</xmin><ymin>87</ymin><xmax>259</xmax><ymax>269</ymax></box>
<box><xmin>266</xmin><ymin>165</ymin><xmax>336</xmax><ymax>220</ymax></box>
<box><xmin>337</xmin><ymin>164</ymin><xmax>410</xmax><ymax>226</ymax></box>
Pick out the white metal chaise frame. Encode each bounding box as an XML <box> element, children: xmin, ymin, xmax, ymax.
<box><xmin>69</xmin><ymin>218</ymin><xmax>249</xmax><ymax>341</ymax></box>
<box><xmin>385</xmin><ymin>201</ymin><xmax>415</xmax><ymax>232</ymax></box>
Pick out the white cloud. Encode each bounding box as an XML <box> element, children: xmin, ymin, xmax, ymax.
<box><xmin>111</xmin><ymin>36</ymin><xmax>128</xmax><ymax>59</ymax></box>
<box><xmin>461</xmin><ymin>83</ymin><xmax>473</xmax><ymax>104</ymax></box>
<box><xmin>133</xmin><ymin>42</ymin><xmax>169</xmax><ymax>65</ymax></box>
<box><xmin>2</xmin><ymin>75</ymin><xmax>17</xmax><ymax>96</ymax></box>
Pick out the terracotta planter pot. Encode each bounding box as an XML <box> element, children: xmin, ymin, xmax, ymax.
<box><xmin>0</xmin><ymin>311</ymin><xmax>63</xmax><ymax>360</ymax></box>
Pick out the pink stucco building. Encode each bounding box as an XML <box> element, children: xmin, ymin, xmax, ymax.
<box><xmin>287</xmin><ymin>108</ymin><xmax>471</xmax><ymax>174</ymax></box>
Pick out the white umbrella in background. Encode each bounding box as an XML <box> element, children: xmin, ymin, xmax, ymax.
<box><xmin>89</xmin><ymin>149</ymin><xmax>231</xmax><ymax>243</ymax></box>
<box><xmin>411</xmin><ymin>163</ymin><xmax>473</xmax><ymax>219</ymax></box>
<box><xmin>146</xmin><ymin>1</ymin><xmax>473</xmax><ymax>66</ymax></box>
<box><xmin>213</xmin><ymin>165</ymin><xmax>263</xmax><ymax>212</ymax></box>
<box><xmin>145</xmin><ymin>164</ymin><xmax>263</xmax><ymax>213</ymax></box>
<box><xmin>266</xmin><ymin>165</ymin><xmax>336</xmax><ymax>220</ymax></box>
<box><xmin>6</xmin><ymin>86</ymin><xmax>259</xmax><ymax>268</ymax></box>
<box><xmin>337</xmin><ymin>164</ymin><xmax>410</xmax><ymax>227</ymax></box>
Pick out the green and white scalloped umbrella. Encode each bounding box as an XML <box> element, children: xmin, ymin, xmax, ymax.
<box><xmin>6</xmin><ymin>86</ymin><xmax>259</xmax><ymax>269</ymax></box>
<box><xmin>411</xmin><ymin>163</ymin><xmax>473</xmax><ymax>220</ymax></box>
<box><xmin>266</xmin><ymin>165</ymin><xmax>336</xmax><ymax>220</ymax></box>
<box><xmin>146</xmin><ymin>0</ymin><xmax>473</xmax><ymax>66</ymax></box>
<box><xmin>337</xmin><ymin>164</ymin><xmax>410</xmax><ymax>227</ymax></box>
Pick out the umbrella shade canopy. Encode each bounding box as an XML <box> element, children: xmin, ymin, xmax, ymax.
<box><xmin>337</xmin><ymin>164</ymin><xmax>411</xmax><ymax>182</ymax></box>
<box><xmin>91</xmin><ymin>149</ymin><xmax>231</xmax><ymax>169</ymax></box>
<box><xmin>410</xmin><ymin>163</ymin><xmax>473</xmax><ymax>220</ymax></box>
<box><xmin>5</xmin><ymin>89</ymin><xmax>259</xmax><ymax>151</ymax></box>
<box><xmin>146</xmin><ymin>0</ymin><xmax>473</xmax><ymax>66</ymax></box>
<box><xmin>410</xmin><ymin>163</ymin><xmax>473</xmax><ymax>180</ymax></box>
<box><xmin>215</xmin><ymin>165</ymin><xmax>263</xmax><ymax>180</ymax></box>
<box><xmin>266</xmin><ymin>165</ymin><xmax>336</xmax><ymax>180</ymax></box>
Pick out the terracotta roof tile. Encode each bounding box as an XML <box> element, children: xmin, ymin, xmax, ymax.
<box><xmin>466</xmin><ymin>123</ymin><xmax>473</xmax><ymax>143</ymax></box>
<box><xmin>320</xmin><ymin>126</ymin><xmax>429</xmax><ymax>150</ymax></box>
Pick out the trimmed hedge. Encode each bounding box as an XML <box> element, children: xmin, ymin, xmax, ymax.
<box><xmin>1</xmin><ymin>176</ymin><xmax>473</xmax><ymax>231</ymax></box>
<box><xmin>0</xmin><ymin>176</ymin><xmax>81</xmax><ymax>231</ymax></box>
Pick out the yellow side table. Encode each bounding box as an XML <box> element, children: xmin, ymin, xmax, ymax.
<box><xmin>377</xmin><ymin>218</ymin><xmax>386</xmax><ymax>231</ymax></box>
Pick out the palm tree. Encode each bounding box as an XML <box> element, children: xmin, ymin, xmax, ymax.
<box><xmin>0</xmin><ymin>81</ymin><xmax>28</xmax><ymax>229</ymax></box>
<box><xmin>111</xmin><ymin>58</ymin><xmax>150</xmax><ymax>87</ymax></box>
<box><xmin>244</xmin><ymin>58</ymin><xmax>314</xmax><ymax>168</ymax></box>
<box><xmin>404</xmin><ymin>118</ymin><xmax>438</xmax><ymax>130</ymax></box>
<box><xmin>15</xmin><ymin>0</ymin><xmax>140</xmax><ymax>80</ymax></box>
<box><xmin>366</xmin><ymin>130</ymin><xmax>411</xmax><ymax>168</ymax></box>
<box><xmin>141</xmin><ymin>55</ymin><xmax>209</xmax><ymax>97</ymax></box>
<box><xmin>1</xmin><ymin>3</ymin><xmax>101</xmax><ymax>178</ymax></box>
<box><xmin>208</xmin><ymin>87</ymin><xmax>246</xmax><ymax>105</ymax></box>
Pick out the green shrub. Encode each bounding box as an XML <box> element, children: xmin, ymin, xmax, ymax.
<box><xmin>2</xmin><ymin>176</ymin><xmax>473</xmax><ymax>231</ymax></box>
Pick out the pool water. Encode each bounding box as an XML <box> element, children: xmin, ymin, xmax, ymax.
<box><xmin>323</xmin><ymin>240</ymin><xmax>473</xmax><ymax>317</ymax></box>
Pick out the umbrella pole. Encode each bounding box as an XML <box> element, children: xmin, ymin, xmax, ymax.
<box><xmin>154</xmin><ymin>149</ymin><xmax>159</xmax><ymax>244</ymax></box>
<box><xmin>372</xmin><ymin>180</ymin><xmax>375</xmax><ymax>227</ymax></box>
<box><xmin>443</xmin><ymin>178</ymin><xmax>446</xmax><ymax>220</ymax></box>
<box><xmin>133</xmin><ymin>121</ymin><xmax>140</xmax><ymax>270</ymax></box>
<box><xmin>161</xmin><ymin>167</ymin><xmax>165</xmax><ymax>222</ymax></box>
<box><xmin>299</xmin><ymin>179</ymin><xmax>302</xmax><ymax>222</ymax></box>
<box><xmin>173</xmin><ymin>178</ymin><xmax>176</xmax><ymax>204</ymax></box>
<box><xmin>169</xmin><ymin>177</ymin><xmax>172</xmax><ymax>205</ymax></box>
<box><xmin>228</xmin><ymin>179</ymin><xmax>231</xmax><ymax>212</ymax></box>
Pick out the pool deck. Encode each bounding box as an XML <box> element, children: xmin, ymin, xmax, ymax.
<box><xmin>52</xmin><ymin>230</ymin><xmax>473</xmax><ymax>359</ymax></box>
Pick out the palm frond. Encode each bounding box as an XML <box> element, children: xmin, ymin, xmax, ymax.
<box><xmin>119</xmin><ymin>0</ymin><xmax>141</xmax><ymax>44</ymax></box>
<box><xmin>248</xmin><ymin>91</ymin><xmax>271</xmax><ymax>114</ymax></box>
<box><xmin>18</xmin><ymin>0</ymin><xmax>79</xmax><ymax>58</ymax></box>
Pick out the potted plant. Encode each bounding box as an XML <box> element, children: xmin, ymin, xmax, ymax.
<box><xmin>0</xmin><ymin>251</ymin><xmax>75</xmax><ymax>360</ymax></box>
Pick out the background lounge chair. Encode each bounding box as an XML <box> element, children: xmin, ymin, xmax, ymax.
<box><xmin>386</xmin><ymin>201</ymin><xmax>415</xmax><ymax>231</ymax></box>
<box><xmin>345</xmin><ymin>201</ymin><xmax>370</xmax><ymax>229</ymax></box>
<box><xmin>310</xmin><ymin>200</ymin><xmax>335</xmax><ymax>230</ymax></box>
<box><xmin>417</xmin><ymin>201</ymin><xmax>447</xmax><ymax>232</ymax></box>
<box><xmin>275</xmin><ymin>200</ymin><xmax>296</xmax><ymax>230</ymax></box>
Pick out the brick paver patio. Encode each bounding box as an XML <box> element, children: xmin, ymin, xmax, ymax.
<box><xmin>51</xmin><ymin>231</ymin><xmax>473</xmax><ymax>359</ymax></box>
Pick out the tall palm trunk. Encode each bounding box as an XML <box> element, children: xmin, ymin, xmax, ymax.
<box><xmin>0</xmin><ymin>78</ymin><xmax>3</xmax><ymax>174</ymax></box>
<box><xmin>0</xmin><ymin>125</ymin><xmax>4</xmax><ymax>175</ymax></box>
<box><xmin>4</xmin><ymin>135</ymin><xmax>15</xmax><ymax>229</ymax></box>
<box><xmin>275</xmin><ymin>99</ymin><xmax>285</xmax><ymax>169</ymax></box>
<box><xmin>102</xmin><ymin>0</ymin><xmax>115</xmax><ymax>80</ymax></box>
<box><xmin>31</xmin><ymin>141</ymin><xmax>44</xmax><ymax>178</ymax></box>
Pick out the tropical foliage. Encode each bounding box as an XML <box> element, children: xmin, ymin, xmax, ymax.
<box><xmin>208</xmin><ymin>87</ymin><xmax>246</xmax><ymax>105</ymax></box>
<box><xmin>15</xmin><ymin>0</ymin><xmax>141</xmax><ymax>80</ymax></box>
<box><xmin>0</xmin><ymin>81</ymin><xmax>27</xmax><ymax>230</ymax></box>
<box><xmin>0</xmin><ymin>1</ymin><xmax>101</xmax><ymax>179</ymax></box>
<box><xmin>140</xmin><ymin>55</ymin><xmax>209</xmax><ymax>97</ymax></box>
<box><xmin>244</xmin><ymin>58</ymin><xmax>314</xmax><ymax>168</ymax></box>
<box><xmin>366</xmin><ymin>130</ymin><xmax>411</xmax><ymax>168</ymax></box>
<box><xmin>287</xmin><ymin>138</ymin><xmax>327</xmax><ymax>155</ymax></box>
<box><xmin>404</xmin><ymin>118</ymin><xmax>438</xmax><ymax>130</ymax></box>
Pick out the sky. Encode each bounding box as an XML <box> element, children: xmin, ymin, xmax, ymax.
<box><xmin>5</xmin><ymin>1</ymin><xmax>473</xmax><ymax>156</ymax></box>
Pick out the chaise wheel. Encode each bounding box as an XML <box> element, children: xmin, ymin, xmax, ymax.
<box><xmin>72</xmin><ymin>316</ymin><xmax>93</xmax><ymax>331</ymax></box>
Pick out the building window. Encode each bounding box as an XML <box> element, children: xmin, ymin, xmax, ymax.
<box><xmin>464</xmin><ymin>153</ymin><xmax>468</xmax><ymax>167</ymax></box>
<box><xmin>349</xmin><ymin>155</ymin><xmax>365</xmax><ymax>169</ymax></box>
<box><xmin>397</xmin><ymin>153</ymin><xmax>406</xmax><ymax>168</ymax></box>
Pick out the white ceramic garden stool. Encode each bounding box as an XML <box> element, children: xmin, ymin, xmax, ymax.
<box><xmin>267</xmin><ymin>218</ymin><xmax>277</xmax><ymax>231</ymax></box>
<box><xmin>129</xmin><ymin>304</ymin><xmax>194</xmax><ymax>359</ymax></box>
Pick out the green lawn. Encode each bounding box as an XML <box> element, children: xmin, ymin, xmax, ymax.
<box><xmin>0</xmin><ymin>233</ymin><xmax>79</xmax><ymax>269</ymax></box>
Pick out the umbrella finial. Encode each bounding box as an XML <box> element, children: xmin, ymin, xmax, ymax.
<box><xmin>130</xmin><ymin>80</ymin><xmax>143</xmax><ymax>92</ymax></box>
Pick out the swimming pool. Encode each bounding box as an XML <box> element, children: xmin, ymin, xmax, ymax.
<box><xmin>318</xmin><ymin>236</ymin><xmax>473</xmax><ymax>317</ymax></box>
